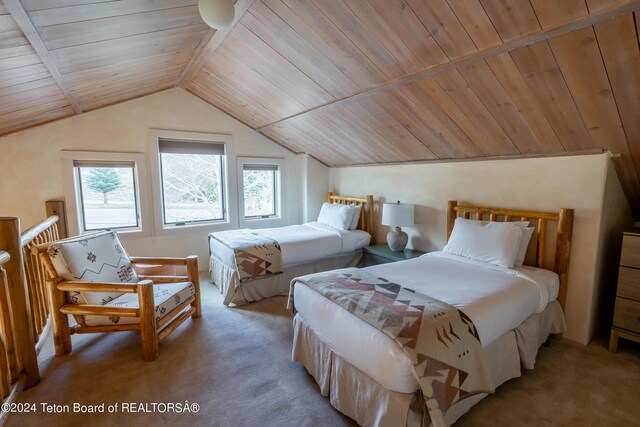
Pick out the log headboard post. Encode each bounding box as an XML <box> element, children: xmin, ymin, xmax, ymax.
<box><xmin>554</xmin><ymin>208</ymin><xmax>574</xmax><ymax>309</ymax></box>
<box><xmin>446</xmin><ymin>200</ymin><xmax>574</xmax><ymax>311</ymax></box>
<box><xmin>447</xmin><ymin>200</ymin><xmax>458</xmax><ymax>241</ymax></box>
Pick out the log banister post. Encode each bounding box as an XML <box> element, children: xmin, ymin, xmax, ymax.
<box><xmin>0</xmin><ymin>217</ymin><xmax>40</xmax><ymax>389</ymax></box>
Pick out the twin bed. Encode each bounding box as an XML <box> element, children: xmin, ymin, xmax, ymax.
<box><xmin>290</xmin><ymin>200</ymin><xmax>574</xmax><ymax>426</ymax></box>
<box><xmin>209</xmin><ymin>193</ymin><xmax>374</xmax><ymax>306</ymax></box>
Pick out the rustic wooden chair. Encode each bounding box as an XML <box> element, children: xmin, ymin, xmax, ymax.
<box><xmin>36</xmin><ymin>231</ymin><xmax>202</xmax><ymax>361</ymax></box>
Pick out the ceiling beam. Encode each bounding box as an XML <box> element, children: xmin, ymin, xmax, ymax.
<box><xmin>176</xmin><ymin>0</ymin><xmax>256</xmax><ymax>88</ymax></box>
<box><xmin>257</xmin><ymin>0</ymin><xmax>640</xmax><ymax>132</ymax></box>
<box><xmin>3</xmin><ymin>0</ymin><xmax>82</xmax><ymax>114</ymax></box>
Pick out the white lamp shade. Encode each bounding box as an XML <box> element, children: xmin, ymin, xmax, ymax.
<box><xmin>381</xmin><ymin>203</ymin><xmax>415</xmax><ymax>227</ymax></box>
<box><xmin>199</xmin><ymin>0</ymin><xmax>235</xmax><ymax>29</ymax></box>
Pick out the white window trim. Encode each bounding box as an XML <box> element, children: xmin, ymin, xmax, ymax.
<box><xmin>237</xmin><ymin>157</ymin><xmax>287</xmax><ymax>229</ymax></box>
<box><xmin>149</xmin><ymin>129</ymin><xmax>238</xmax><ymax>236</ymax></box>
<box><xmin>60</xmin><ymin>150</ymin><xmax>151</xmax><ymax>239</ymax></box>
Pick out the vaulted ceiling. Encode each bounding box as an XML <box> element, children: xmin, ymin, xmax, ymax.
<box><xmin>1</xmin><ymin>0</ymin><xmax>640</xmax><ymax>214</ymax></box>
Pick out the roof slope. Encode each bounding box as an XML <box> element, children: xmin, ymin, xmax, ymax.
<box><xmin>1</xmin><ymin>0</ymin><xmax>640</xmax><ymax>214</ymax></box>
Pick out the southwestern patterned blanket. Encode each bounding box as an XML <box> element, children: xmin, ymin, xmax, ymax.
<box><xmin>290</xmin><ymin>268</ymin><xmax>493</xmax><ymax>427</ymax></box>
<box><xmin>209</xmin><ymin>230</ymin><xmax>283</xmax><ymax>283</ymax></box>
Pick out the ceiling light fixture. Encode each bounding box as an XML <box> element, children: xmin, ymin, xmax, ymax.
<box><xmin>198</xmin><ymin>0</ymin><xmax>235</xmax><ymax>29</ymax></box>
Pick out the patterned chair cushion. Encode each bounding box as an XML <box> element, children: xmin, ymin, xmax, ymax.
<box><xmin>47</xmin><ymin>231</ymin><xmax>139</xmax><ymax>305</ymax></box>
<box><xmin>83</xmin><ymin>282</ymin><xmax>196</xmax><ymax>326</ymax></box>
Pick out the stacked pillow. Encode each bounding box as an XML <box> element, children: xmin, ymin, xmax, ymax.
<box><xmin>443</xmin><ymin>217</ymin><xmax>535</xmax><ymax>269</ymax></box>
<box><xmin>316</xmin><ymin>202</ymin><xmax>363</xmax><ymax>231</ymax></box>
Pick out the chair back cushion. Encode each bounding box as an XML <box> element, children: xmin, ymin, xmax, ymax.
<box><xmin>47</xmin><ymin>231</ymin><xmax>139</xmax><ymax>305</ymax></box>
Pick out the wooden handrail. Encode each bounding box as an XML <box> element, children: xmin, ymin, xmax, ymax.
<box><xmin>58</xmin><ymin>282</ymin><xmax>139</xmax><ymax>294</ymax></box>
<box><xmin>20</xmin><ymin>216</ymin><xmax>58</xmax><ymax>248</ymax></box>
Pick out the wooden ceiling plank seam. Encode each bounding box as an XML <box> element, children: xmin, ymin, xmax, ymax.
<box><xmin>478</xmin><ymin>0</ymin><xmax>542</xmax><ymax>42</ymax></box>
<box><xmin>341</xmin><ymin>0</ymin><xmax>423</xmax><ymax>76</ymax></box>
<box><xmin>39</xmin><ymin>6</ymin><xmax>206</xmax><ymax>50</ymax></box>
<box><xmin>529</xmin><ymin>0</ymin><xmax>590</xmax><ymax>29</ymax></box>
<box><xmin>307</xmin><ymin>110</ymin><xmax>389</xmax><ymax>163</ymax></box>
<box><xmin>405</xmin><ymin>0</ymin><xmax>478</xmax><ymax>59</ymax></box>
<box><xmin>362</xmin><ymin>0</ymin><xmax>449</xmax><ymax>69</ymax></box>
<box><xmin>0</xmin><ymin>96</ymin><xmax>71</xmax><ymax>123</ymax></box>
<box><xmin>484</xmin><ymin>52</ymin><xmax>566</xmax><ymax>153</ymax></box>
<box><xmin>324</xmin><ymin>104</ymin><xmax>408</xmax><ymax>163</ymax></box>
<box><xmin>0</xmin><ymin>106</ymin><xmax>75</xmax><ymax>137</ymax></box>
<box><xmin>0</xmin><ymin>43</ymin><xmax>35</xmax><ymax>60</ymax></box>
<box><xmin>51</xmin><ymin>24</ymin><xmax>206</xmax><ymax>73</ymax></box>
<box><xmin>445</xmin><ymin>0</ymin><xmax>503</xmax><ymax>49</ymax></box>
<box><xmin>594</xmin><ymin>13</ymin><xmax>640</xmax><ymax>198</ymax></box>
<box><xmin>585</xmin><ymin>0</ymin><xmax>632</xmax><ymax>14</ymax></box>
<box><xmin>636</xmin><ymin>10</ymin><xmax>640</xmax><ymax>45</ymax></box>
<box><xmin>241</xmin><ymin>2</ymin><xmax>359</xmax><ymax>97</ymax></box>
<box><xmin>204</xmin><ymin>47</ymin><xmax>308</xmax><ymax>118</ymax></box>
<box><xmin>26</xmin><ymin>0</ymin><xmax>199</xmax><ymax>28</ymax></box>
<box><xmin>222</xmin><ymin>22</ymin><xmax>334</xmax><ymax>108</ymax></box>
<box><xmin>547</xmin><ymin>27</ymin><xmax>628</xmax><ymax>149</ymax></box>
<box><xmin>452</xmin><ymin>60</ymin><xmax>548</xmax><ymax>155</ymax></box>
<box><xmin>0</xmin><ymin>52</ymin><xmax>41</xmax><ymax>71</ymax></box>
<box><xmin>398</xmin><ymin>82</ymin><xmax>485</xmax><ymax>158</ymax></box>
<box><xmin>3</xmin><ymin>0</ymin><xmax>82</xmax><ymax>114</ymax></box>
<box><xmin>308</xmin><ymin>0</ymin><xmax>408</xmax><ymax>80</ymax></box>
<box><xmin>276</xmin><ymin>0</ymin><xmax>387</xmax><ymax>87</ymax></box>
<box><xmin>78</xmin><ymin>80</ymin><xmax>177</xmax><ymax>112</ymax></box>
<box><xmin>69</xmin><ymin>66</ymin><xmax>186</xmax><ymax>97</ymax></box>
<box><xmin>0</xmin><ymin>76</ymin><xmax>57</xmax><ymax>97</ymax></box>
<box><xmin>265</xmin><ymin>119</ymin><xmax>358</xmax><ymax>165</ymax></box>
<box><xmin>191</xmin><ymin>71</ymin><xmax>281</xmax><ymax>127</ymax></box>
<box><xmin>344</xmin><ymin>97</ymin><xmax>438</xmax><ymax>160</ymax></box>
<box><xmin>509</xmin><ymin>42</ymin><xmax>594</xmax><ymax>152</ymax></box>
<box><xmin>255</xmin><ymin>0</ymin><xmax>640</xmax><ymax>131</ymax></box>
<box><xmin>427</xmin><ymin>71</ymin><xmax>519</xmax><ymax>156</ymax></box>
<box><xmin>177</xmin><ymin>0</ymin><xmax>255</xmax><ymax>89</ymax></box>
<box><xmin>21</xmin><ymin>1</ymin><xmax>109</xmax><ymax>13</ymax></box>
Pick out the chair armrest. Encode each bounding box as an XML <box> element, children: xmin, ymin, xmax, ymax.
<box><xmin>137</xmin><ymin>275</ymin><xmax>190</xmax><ymax>283</ymax></box>
<box><xmin>59</xmin><ymin>281</ymin><xmax>139</xmax><ymax>294</ymax></box>
<box><xmin>130</xmin><ymin>257</ymin><xmax>189</xmax><ymax>266</ymax></box>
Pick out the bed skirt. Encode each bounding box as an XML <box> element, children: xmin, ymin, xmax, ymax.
<box><xmin>292</xmin><ymin>300</ymin><xmax>565</xmax><ymax>426</ymax></box>
<box><xmin>210</xmin><ymin>250</ymin><xmax>363</xmax><ymax>306</ymax></box>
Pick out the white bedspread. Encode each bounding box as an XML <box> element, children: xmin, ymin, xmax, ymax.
<box><xmin>293</xmin><ymin>251</ymin><xmax>559</xmax><ymax>394</ymax></box>
<box><xmin>209</xmin><ymin>222</ymin><xmax>370</xmax><ymax>269</ymax></box>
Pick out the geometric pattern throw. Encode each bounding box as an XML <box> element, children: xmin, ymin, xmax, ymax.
<box><xmin>292</xmin><ymin>268</ymin><xmax>494</xmax><ymax>427</ymax></box>
<box><xmin>209</xmin><ymin>230</ymin><xmax>282</xmax><ymax>284</ymax></box>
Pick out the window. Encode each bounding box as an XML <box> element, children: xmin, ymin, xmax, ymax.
<box><xmin>75</xmin><ymin>162</ymin><xmax>139</xmax><ymax>231</ymax></box>
<box><xmin>158</xmin><ymin>139</ymin><xmax>226</xmax><ymax>226</ymax></box>
<box><xmin>242</xmin><ymin>164</ymin><xmax>279</xmax><ymax>218</ymax></box>
<box><xmin>61</xmin><ymin>151</ymin><xmax>150</xmax><ymax>237</ymax></box>
<box><xmin>150</xmin><ymin>130</ymin><xmax>237</xmax><ymax>235</ymax></box>
<box><xmin>237</xmin><ymin>157</ymin><xmax>285</xmax><ymax>227</ymax></box>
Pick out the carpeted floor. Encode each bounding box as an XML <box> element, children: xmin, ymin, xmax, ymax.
<box><xmin>8</xmin><ymin>274</ymin><xmax>640</xmax><ymax>427</ymax></box>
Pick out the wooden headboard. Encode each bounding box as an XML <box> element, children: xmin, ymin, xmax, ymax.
<box><xmin>447</xmin><ymin>200</ymin><xmax>574</xmax><ymax>309</ymax></box>
<box><xmin>327</xmin><ymin>192</ymin><xmax>375</xmax><ymax>244</ymax></box>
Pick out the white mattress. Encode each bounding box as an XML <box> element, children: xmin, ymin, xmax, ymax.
<box><xmin>293</xmin><ymin>252</ymin><xmax>560</xmax><ymax>394</ymax></box>
<box><xmin>209</xmin><ymin>222</ymin><xmax>370</xmax><ymax>269</ymax></box>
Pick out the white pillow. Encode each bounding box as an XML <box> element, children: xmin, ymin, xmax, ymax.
<box><xmin>349</xmin><ymin>204</ymin><xmax>362</xmax><ymax>230</ymax></box>
<box><xmin>317</xmin><ymin>202</ymin><xmax>355</xmax><ymax>230</ymax></box>
<box><xmin>443</xmin><ymin>218</ymin><xmax>523</xmax><ymax>268</ymax></box>
<box><xmin>514</xmin><ymin>226</ymin><xmax>535</xmax><ymax>267</ymax></box>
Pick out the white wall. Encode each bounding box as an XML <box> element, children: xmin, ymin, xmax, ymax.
<box><xmin>329</xmin><ymin>153</ymin><xmax>630</xmax><ymax>344</ymax></box>
<box><xmin>298</xmin><ymin>154</ymin><xmax>330</xmax><ymax>222</ymax></box>
<box><xmin>0</xmin><ymin>88</ymin><xmax>301</xmax><ymax>267</ymax></box>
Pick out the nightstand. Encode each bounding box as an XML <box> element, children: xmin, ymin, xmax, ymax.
<box><xmin>363</xmin><ymin>244</ymin><xmax>426</xmax><ymax>266</ymax></box>
<box><xmin>610</xmin><ymin>230</ymin><xmax>640</xmax><ymax>353</ymax></box>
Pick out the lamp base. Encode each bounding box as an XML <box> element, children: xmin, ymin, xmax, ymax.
<box><xmin>386</xmin><ymin>226</ymin><xmax>408</xmax><ymax>252</ymax></box>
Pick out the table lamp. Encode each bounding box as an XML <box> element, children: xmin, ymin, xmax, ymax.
<box><xmin>381</xmin><ymin>202</ymin><xmax>414</xmax><ymax>251</ymax></box>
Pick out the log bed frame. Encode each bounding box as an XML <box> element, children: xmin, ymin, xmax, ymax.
<box><xmin>327</xmin><ymin>192</ymin><xmax>375</xmax><ymax>245</ymax></box>
<box><xmin>447</xmin><ymin>200</ymin><xmax>574</xmax><ymax>309</ymax></box>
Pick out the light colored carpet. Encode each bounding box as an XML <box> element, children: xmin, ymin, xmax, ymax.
<box><xmin>8</xmin><ymin>274</ymin><xmax>640</xmax><ymax>427</ymax></box>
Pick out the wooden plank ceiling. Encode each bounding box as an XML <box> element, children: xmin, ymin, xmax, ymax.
<box><xmin>1</xmin><ymin>0</ymin><xmax>640</xmax><ymax>215</ymax></box>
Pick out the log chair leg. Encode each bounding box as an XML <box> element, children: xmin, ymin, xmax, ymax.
<box><xmin>138</xmin><ymin>280</ymin><xmax>158</xmax><ymax>362</ymax></box>
<box><xmin>46</xmin><ymin>278</ymin><xmax>72</xmax><ymax>355</ymax></box>
<box><xmin>609</xmin><ymin>329</ymin><xmax>619</xmax><ymax>353</ymax></box>
<box><xmin>186</xmin><ymin>256</ymin><xmax>202</xmax><ymax>318</ymax></box>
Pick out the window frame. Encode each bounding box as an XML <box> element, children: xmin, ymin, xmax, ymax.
<box><xmin>237</xmin><ymin>157</ymin><xmax>286</xmax><ymax>229</ymax></box>
<box><xmin>61</xmin><ymin>151</ymin><xmax>151</xmax><ymax>238</ymax></box>
<box><xmin>149</xmin><ymin>129</ymin><xmax>238</xmax><ymax>236</ymax></box>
